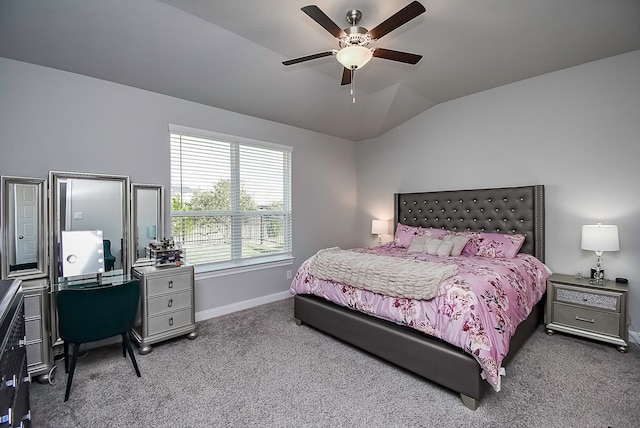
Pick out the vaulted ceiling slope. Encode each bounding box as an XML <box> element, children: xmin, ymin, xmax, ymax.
<box><xmin>1</xmin><ymin>0</ymin><xmax>639</xmax><ymax>141</ymax></box>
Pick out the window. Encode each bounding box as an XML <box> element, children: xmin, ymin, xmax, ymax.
<box><xmin>169</xmin><ymin>125</ymin><xmax>292</xmax><ymax>272</ymax></box>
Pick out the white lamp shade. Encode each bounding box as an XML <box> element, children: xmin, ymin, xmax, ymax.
<box><xmin>581</xmin><ymin>224</ymin><xmax>619</xmax><ymax>251</ymax></box>
<box><xmin>336</xmin><ymin>46</ymin><xmax>373</xmax><ymax>69</ymax></box>
<box><xmin>371</xmin><ymin>219</ymin><xmax>389</xmax><ymax>235</ymax></box>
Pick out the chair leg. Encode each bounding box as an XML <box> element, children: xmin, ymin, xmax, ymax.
<box><xmin>64</xmin><ymin>342</ymin><xmax>69</xmax><ymax>373</ymax></box>
<box><xmin>64</xmin><ymin>343</ymin><xmax>81</xmax><ymax>402</ymax></box>
<box><xmin>122</xmin><ymin>333</ymin><xmax>141</xmax><ymax>378</ymax></box>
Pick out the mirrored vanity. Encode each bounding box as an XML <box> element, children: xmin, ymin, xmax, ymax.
<box><xmin>48</xmin><ymin>171</ymin><xmax>131</xmax><ymax>345</ymax></box>
<box><xmin>2</xmin><ymin>171</ymin><xmax>196</xmax><ymax>383</ymax></box>
<box><xmin>1</xmin><ymin>176</ymin><xmax>52</xmax><ymax>382</ymax></box>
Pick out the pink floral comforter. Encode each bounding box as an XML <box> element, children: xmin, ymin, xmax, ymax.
<box><xmin>289</xmin><ymin>243</ymin><xmax>550</xmax><ymax>391</ymax></box>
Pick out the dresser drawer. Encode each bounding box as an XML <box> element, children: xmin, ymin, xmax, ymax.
<box><xmin>147</xmin><ymin>291</ymin><xmax>192</xmax><ymax>316</ymax></box>
<box><xmin>146</xmin><ymin>272</ymin><xmax>191</xmax><ymax>297</ymax></box>
<box><xmin>552</xmin><ymin>302</ymin><xmax>620</xmax><ymax>336</ymax></box>
<box><xmin>555</xmin><ymin>284</ymin><xmax>620</xmax><ymax>312</ymax></box>
<box><xmin>147</xmin><ymin>308</ymin><xmax>192</xmax><ymax>336</ymax></box>
<box><xmin>25</xmin><ymin>318</ymin><xmax>41</xmax><ymax>342</ymax></box>
<box><xmin>23</xmin><ymin>294</ymin><xmax>42</xmax><ymax>318</ymax></box>
<box><xmin>26</xmin><ymin>342</ymin><xmax>43</xmax><ymax>367</ymax></box>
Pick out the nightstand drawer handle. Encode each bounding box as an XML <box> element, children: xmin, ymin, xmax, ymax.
<box><xmin>583</xmin><ymin>297</ymin><xmax>588</xmax><ymax>302</ymax></box>
<box><xmin>575</xmin><ymin>316</ymin><xmax>595</xmax><ymax>323</ymax></box>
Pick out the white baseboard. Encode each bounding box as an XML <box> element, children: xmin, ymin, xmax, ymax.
<box><xmin>195</xmin><ymin>290</ymin><xmax>292</xmax><ymax>322</ymax></box>
<box><xmin>629</xmin><ymin>329</ymin><xmax>640</xmax><ymax>345</ymax></box>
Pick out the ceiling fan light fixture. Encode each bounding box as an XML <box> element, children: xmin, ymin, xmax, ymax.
<box><xmin>336</xmin><ymin>45</ymin><xmax>373</xmax><ymax>69</ymax></box>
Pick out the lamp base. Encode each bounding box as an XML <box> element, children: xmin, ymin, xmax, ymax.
<box><xmin>589</xmin><ymin>268</ymin><xmax>606</xmax><ymax>285</ymax></box>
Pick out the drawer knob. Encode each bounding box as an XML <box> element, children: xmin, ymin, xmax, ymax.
<box><xmin>168</xmin><ymin>298</ymin><xmax>173</xmax><ymax>308</ymax></box>
<box><xmin>575</xmin><ymin>316</ymin><xmax>595</xmax><ymax>324</ymax></box>
<box><xmin>168</xmin><ymin>280</ymin><xmax>173</xmax><ymax>289</ymax></box>
<box><xmin>583</xmin><ymin>297</ymin><xmax>588</xmax><ymax>302</ymax></box>
<box><xmin>169</xmin><ymin>317</ymin><xmax>174</xmax><ymax>326</ymax></box>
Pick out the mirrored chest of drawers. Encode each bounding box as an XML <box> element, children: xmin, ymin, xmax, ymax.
<box><xmin>131</xmin><ymin>265</ymin><xmax>197</xmax><ymax>354</ymax></box>
<box><xmin>545</xmin><ymin>273</ymin><xmax>629</xmax><ymax>352</ymax></box>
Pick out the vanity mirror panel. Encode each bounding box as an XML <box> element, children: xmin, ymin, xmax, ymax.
<box><xmin>1</xmin><ymin>176</ymin><xmax>48</xmax><ymax>280</ymax></box>
<box><xmin>131</xmin><ymin>183</ymin><xmax>164</xmax><ymax>267</ymax></box>
<box><xmin>49</xmin><ymin>171</ymin><xmax>130</xmax><ymax>282</ymax></box>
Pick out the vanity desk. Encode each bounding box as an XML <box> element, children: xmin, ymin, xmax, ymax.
<box><xmin>131</xmin><ymin>265</ymin><xmax>197</xmax><ymax>355</ymax></box>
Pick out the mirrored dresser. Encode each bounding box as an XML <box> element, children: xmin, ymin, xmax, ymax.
<box><xmin>0</xmin><ymin>279</ymin><xmax>31</xmax><ymax>427</ymax></box>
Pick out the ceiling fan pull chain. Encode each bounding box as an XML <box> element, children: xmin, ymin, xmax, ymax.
<box><xmin>351</xmin><ymin>67</ymin><xmax>356</xmax><ymax>103</ymax></box>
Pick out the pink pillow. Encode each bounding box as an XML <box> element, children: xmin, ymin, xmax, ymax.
<box><xmin>461</xmin><ymin>232</ymin><xmax>526</xmax><ymax>258</ymax></box>
<box><xmin>394</xmin><ymin>225</ymin><xmax>435</xmax><ymax>248</ymax></box>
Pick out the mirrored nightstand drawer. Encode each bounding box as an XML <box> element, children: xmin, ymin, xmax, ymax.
<box><xmin>555</xmin><ymin>285</ymin><xmax>620</xmax><ymax>312</ymax></box>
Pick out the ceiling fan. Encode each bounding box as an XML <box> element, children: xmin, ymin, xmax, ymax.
<box><xmin>282</xmin><ymin>1</ymin><xmax>426</xmax><ymax>102</ymax></box>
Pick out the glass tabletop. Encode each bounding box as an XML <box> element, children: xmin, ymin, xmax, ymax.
<box><xmin>53</xmin><ymin>273</ymin><xmax>135</xmax><ymax>291</ymax></box>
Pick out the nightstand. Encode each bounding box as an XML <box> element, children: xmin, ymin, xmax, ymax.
<box><xmin>546</xmin><ymin>273</ymin><xmax>629</xmax><ymax>352</ymax></box>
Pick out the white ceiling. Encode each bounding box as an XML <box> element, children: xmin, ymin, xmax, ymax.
<box><xmin>1</xmin><ymin>0</ymin><xmax>639</xmax><ymax>141</ymax></box>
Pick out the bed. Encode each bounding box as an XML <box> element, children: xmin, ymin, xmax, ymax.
<box><xmin>290</xmin><ymin>185</ymin><xmax>546</xmax><ymax>410</ymax></box>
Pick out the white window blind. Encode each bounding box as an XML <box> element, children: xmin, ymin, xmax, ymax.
<box><xmin>169</xmin><ymin>125</ymin><xmax>292</xmax><ymax>271</ymax></box>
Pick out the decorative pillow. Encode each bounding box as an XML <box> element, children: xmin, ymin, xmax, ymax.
<box><xmin>394</xmin><ymin>224</ymin><xmax>432</xmax><ymax>248</ymax></box>
<box><xmin>442</xmin><ymin>235</ymin><xmax>471</xmax><ymax>257</ymax></box>
<box><xmin>436</xmin><ymin>241</ymin><xmax>454</xmax><ymax>257</ymax></box>
<box><xmin>461</xmin><ymin>232</ymin><xmax>526</xmax><ymax>258</ymax></box>
<box><xmin>421</xmin><ymin>228</ymin><xmax>449</xmax><ymax>241</ymax></box>
<box><xmin>425</xmin><ymin>239</ymin><xmax>443</xmax><ymax>255</ymax></box>
<box><xmin>407</xmin><ymin>235</ymin><xmax>429</xmax><ymax>253</ymax></box>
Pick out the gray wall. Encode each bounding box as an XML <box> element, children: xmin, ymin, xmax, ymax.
<box><xmin>0</xmin><ymin>57</ymin><xmax>359</xmax><ymax>315</ymax></box>
<box><xmin>356</xmin><ymin>50</ymin><xmax>640</xmax><ymax>336</ymax></box>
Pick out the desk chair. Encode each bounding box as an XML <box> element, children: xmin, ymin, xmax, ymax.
<box><xmin>56</xmin><ymin>280</ymin><xmax>142</xmax><ymax>401</ymax></box>
<box><xmin>103</xmin><ymin>240</ymin><xmax>116</xmax><ymax>272</ymax></box>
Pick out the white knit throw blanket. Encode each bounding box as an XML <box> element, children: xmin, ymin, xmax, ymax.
<box><xmin>308</xmin><ymin>247</ymin><xmax>459</xmax><ymax>300</ymax></box>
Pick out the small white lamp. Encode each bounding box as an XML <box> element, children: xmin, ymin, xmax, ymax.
<box><xmin>581</xmin><ymin>223</ymin><xmax>619</xmax><ymax>285</ymax></box>
<box><xmin>371</xmin><ymin>219</ymin><xmax>389</xmax><ymax>245</ymax></box>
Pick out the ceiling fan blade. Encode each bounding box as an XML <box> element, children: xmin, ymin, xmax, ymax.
<box><xmin>373</xmin><ymin>48</ymin><xmax>422</xmax><ymax>65</ymax></box>
<box><xmin>368</xmin><ymin>1</ymin><xmax>426</xmax><ymax>41</ymax></box>
<box><xmin>301</xmin><ymin>5</ymin><xmax>346</xmax><ymax>39</ymax></box>
<box><xmin>282</xmin><ymin>51</ymin><xmax>335</xmax><ymax>66</ymax></box>
<box><xmin>341</xmin><ymin>67</ymin><xmax>351</xmax><ymax>86</ymax></box>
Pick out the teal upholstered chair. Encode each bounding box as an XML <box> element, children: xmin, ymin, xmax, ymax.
<box><xmin>103</xmin><ymin>239</ymin><xmax>116</xmax><ymax>272</ymax></box>
<box><xmin>56</xmin><ymin>280</ymin><xmax>141</xmax><ymax>401</ymax></box>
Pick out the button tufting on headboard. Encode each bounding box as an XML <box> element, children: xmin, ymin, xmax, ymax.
<box><xmin>393</xmin><ymin>185</ymin><xmax>545</xmax><ymax>260</ymax></box>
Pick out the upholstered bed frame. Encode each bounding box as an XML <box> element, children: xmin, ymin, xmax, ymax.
<box><xmin>293</xmin><ymin>185</ymin><xmax>545</xmax><ymax>410</ymax></box>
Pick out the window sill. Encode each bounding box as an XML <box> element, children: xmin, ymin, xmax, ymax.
<box><xmin>194</xmin><ymin>256</ymin><xmax>295</xmax><ymax>280</ymax></box>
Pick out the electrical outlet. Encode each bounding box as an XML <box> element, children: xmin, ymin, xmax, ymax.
<box><xmin>286</xmin><ymin>270</ymin><xmax>292</xmax><ymax>279</ymax></box>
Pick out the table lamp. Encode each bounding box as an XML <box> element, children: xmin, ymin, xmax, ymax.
<box><xmin>581</xmin><ymin>223</ymin><xmax>619</xmax><ymax>285</ymax></box>
<box><xmin>371</xmin><ymin>220</ymin><xmax>389</xmax><ymax>245</ymax></box>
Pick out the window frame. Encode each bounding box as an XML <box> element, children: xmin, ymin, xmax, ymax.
<box><xmin>169</xmin><ymin>124</ymin><xmax>294</xmax><ymax>275</ymax></box>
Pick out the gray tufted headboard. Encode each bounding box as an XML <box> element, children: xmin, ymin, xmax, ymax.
<box><xmin>394</xmin><ymin>185</ymin><xmax>545</xmax><ymax>261</ymax></box>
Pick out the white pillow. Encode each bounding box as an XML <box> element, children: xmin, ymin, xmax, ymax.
<box><xmin>407</xmin><ymin>235</ymin><xmax>428</xmax><ymax>253</ymax></box>
<box><xmin>437</xmin><ymin>240</ymin><xmax>454</xmax><ymax>257</ymax></box>
<box><xmin>443</xmin><ymin>235</ymin><xmax>471</xmax><ymax>256</ymax></box>
<box><xmin>425</xmin><ymin>238</ymin><xmax>455</xmax><ymax>257</ymax></box>
<box><xmin>425</xmin><ymin>239</ymin><xmax>443</xmax><ymax>255</ymax></box>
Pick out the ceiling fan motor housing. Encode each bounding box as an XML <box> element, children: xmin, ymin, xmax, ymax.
<box><xmin>340</xmin><ymin>9</ymin><xmax>371</xmax><ymax>48</ymax></box>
